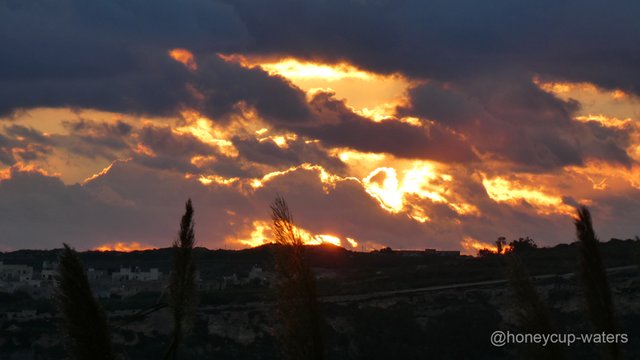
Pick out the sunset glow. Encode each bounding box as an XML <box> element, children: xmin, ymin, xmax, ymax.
<box><xmin>174</xmin><ymin>110</ymin><xmax>239</xmax><ymax>157</ymax></box>
<box><xmin>95</xmin><ymin>242</ymin><xmax>156</xmax><ymax>252</ymax></box>
<box><xmin>2</xmin><ymin>1</ymin><xmax>639</xmax><ymax>254</ymax></box>
<box><xmin>231</xmin><ymin>220</ymin><xmax>357</xmax><ymax>249</ymax></box>
<box><xmin>259</xmin><ymin>58</ymin><xmax>373</xmax><ymax>81</ymax></box>
<box><xmin>460</xmin><ymin>237</ymin><xmax>499</xmax><ymax>255</ymax></box>
<box><xmin>362</xmin><ymin>163</ymin><xmax>478</xmax><ymax>220</ymax></box>
<box><xmin>574</xmin><ymin>114</ymin><xmax>632</xmax><ymax>129</ymax></box>
<box><xmin>3</xmin><ymin>3</ymin><xmax>640</xmax><ymax>357</ymax></box>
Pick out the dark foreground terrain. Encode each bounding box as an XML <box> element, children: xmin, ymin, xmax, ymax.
<box><xmin>1</xmin><ymin>239</ymin><xmax>639</xmax><ymax>359</ymax></box>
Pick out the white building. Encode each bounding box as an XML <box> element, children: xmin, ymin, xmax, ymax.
<box><xmin>112</xmin><ymin>266</ymin><xmax>161</xmax><ymax>281</ymax></box>
<box><xmin>0</xmin><ymin>261</ymin><xmax>34</xmax><ymax>282</ymax></box>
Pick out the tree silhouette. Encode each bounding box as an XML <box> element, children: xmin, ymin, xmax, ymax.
<box><xmin>506</xmin><ymin>237</ymin><xmax>537</xmax><ymax>254</ymax></box>
<box><xmin>495</xmin><ymin>237</ymin><xmax>506</xmax><ymax>255</ymax></box>
<box><xmin>575</xmin><ymin>206</ymin><xmax>619</xmax><ymax>360</ymax></box>
<box><xmin>165</xmin><ymin>199</ymin><xmax>198</xmax><ymax>360</ymax></box>
<box><xmin>504</xmin><ymin>255</ymin><xmax>565</xmax><ymax>359</ymax></box>
<box><xmin>270</xmin><ymin>195</ymin><xmax>325</xmax><ymax>360</ymax></box>
<box><xmin>55</xmin><ymin>243</ymin><xmax>115</xmax><ymax>360</ymax></box>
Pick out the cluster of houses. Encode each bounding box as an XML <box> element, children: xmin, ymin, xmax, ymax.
<box><xmin>0</xmin><ymin>261</ymin><xmax>50</xmax><ymax>296</ymax></box>
<box><xmin>0</xmin><ymin>260</ymin><xmax>275</xmax><ymax>326</ymax></box>
<box><xmin>0</xmin><ymin>260</ymin><xmax>273</xmax><ymax>301</ymax></box>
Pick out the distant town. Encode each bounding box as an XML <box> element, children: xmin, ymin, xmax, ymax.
<box><xmin>0</xmin><ymin>246</ymin><xmax>462</xmax><ymax>304</ymax></box>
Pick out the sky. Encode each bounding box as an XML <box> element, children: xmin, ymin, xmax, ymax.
<box><xmin>1</xmin><ymin>0</ymin><xmax>640</xmax><ymax>253</ymax></box>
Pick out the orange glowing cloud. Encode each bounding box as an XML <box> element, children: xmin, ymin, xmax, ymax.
<box><xmin>175</xmin><ymin>108</ymin><xmax>280</xmax><ymax>159</ymax></box>
<box><xmin>482</xmin><ymin>175</ymin><xmax>575</xmax><ymax>216</ymax></box>
<box><xmin>219</xmin><ymin>54</ymin><xmax>412</xmax><ymax>120</ymax></box>
<box><xmin>346</xmin><ymin>237</ymin><xmax>359</xmax><ymax>248</ymax></box>
<box><xmin>174</xmin><ymin>110</ymin><xmax>239</xmax><ymax>157</ymax></box>
<box><xmin>232</xmin><ymin>220</ymin><xmax>272</xmax><ymax>248</ymax></box>
<box><xmin>220</xmin><ymin>54</ymin><xmax>373</xmax><ymax>81</ymax></box>
<box><xmin>536</xmin><ymin>78</ymin><xmax>639</xmax><ymax>122</ymax></box>
<box><xmin>536</xmin><ymin>79</ymin><xmax>598</xmax><ymax>94</ymax></box>
<box><xmin>460</xmin><ymin>237</ymin><xmax>499</xmax><ymax>255</ymax></box>
<box><xmin>0</xmin><ymin>162</ymin><xmax>58</xmax><ymax>180</ymax></box>
<box><xmin>196</xmin><ymin>174</ymin><xmax>240</xmax><ymax>186</ymax></box>
<box><xmin>566</xmin><ymin>160</ymin><xmax>640</xmax><ymax>191</ymax></box>
<box><xmin>250</xmin><ymin>163</ymin><xmax>357</xmax><ymax>192</ymax></box>
<box><xmin>169</xmin><ymin>48</ymin><xmax>197</xmax><ymax>71</ymax></box>
<box><xmin>362</xmin><ymin>162</ymin><xmax>478</xmax><ymax>221</ymax></box>
<box><xmin>95</xmin><ymin>242</ymin><xmax>156</xmax><ymax>252</ymax></box>
<box><xmin>83</xmin><ymin>161</ymin><xmax>117</xmax><ymax>184</ymax></box>
<box><xmin>261</xmin><ymin>59</ymin><xmax>372</xmax><ymax>81</ymax></box>
<box><xmin>574</xmin><ymin>114</ymin><xmax>632</xmax><ymax>129</ymax></box>
<box><xmin>537</xmin><ymin>79</ymin><xmax>631</xmax><ymax>101</ymax></box>
<box><xmin>334</xmin><ymin>149</ymin><xmax>387</xmax><ymax>172</ymax></box>
<box><xmin>0</xmin><ymin>107</ymin><xmax>179</xmax><ymax>185</ymax></box>
<box><xmin>257</xmin><ymin>132</ymin><xmax>298</xmax><ymax>148</ymax></box>
<box><xmin>460</xmin><ymin>236</ymin><xmax>512</xmax><ymax>256</ymax></box>
<box><xmin>241</xmin><ymin>159</ymin><xmax>480</xmax><ymax>225</ymax></box>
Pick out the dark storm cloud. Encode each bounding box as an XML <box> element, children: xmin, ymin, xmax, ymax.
<box><xmin>297</xmin><ymin>91</ymin><xmax>477</xmax><ymax>162</ymax></box>
<box><xmin>0</xmin><ymin>161</ymin><xmax>449</xmax><ymax>249</ymax></box>
<box><xmin>0</xmin><ymin>0</ymin><xmax>248</xmax><ymax>80</ymax></box>
<box><xmin>252</xmin><ymin>165</ymin><xmax>582</xmax><ymax>249</ymax></box>
<box><xmin>398</xmin><ymin>78</ymin><xmax>633</xmax><ymax>168</ymax></box>
<box><xmin>0</xmin><ymin>126</ymin><xmax>53</xmax><ymax>164</ymax></box>
<box><xmin>0</xmin><ymin>162</ymin><xmax>254</xmax><ymax>249</ymax></box>
<box><xmin>4</xmin><ymin>124</ymin><xmax>54</xmax><ymax>145</ymax></box>
<box><xmin>228</xmin><ymin>0</ymin><xmax>638</xmax><ymax>167</ymax></box>
<box><xmin>591</xmin><ymin>192</ymin><xmax>640</xmax><ymax>237</ymax></box>
<box><xmin>231</xmin><ymin>0</ymin><xmax>640</xmax><ymax>94</ymax></box>
<box><xmin>0</xmin><ymin>160</ymin><xmax>270</xmax><ymax>249</ymax></box>
<box><xmin>0</xmin><ymin>134</ymin><xmax>19</xmax><ymax>165</ymax></box>
<box><xmin>231</xmin><ymin>136</ymin><xmax>346</xmax><ymax>173</ymax></box>
<box><xmin>0</xmin><ymin>0</ymin><xmax>311</xmax><ymax>123</ymax></box>
<box><xmin>0</xmin><ymin>112</ymin><xmax>345</xmax><ymax>179</ymax></box>
<box><xmin>63</xmin><ymin>119</ymin><xmax>132</xmax><ymax>137</ymax></box>
<box><xmin>58</xmin><ymin>119</ymin><xmax>134</xmax><ymax>158</ymax></box>
<box><xmin>253</xmin><ymin>168</ymin><xmax>434</xmax><ymax>247</ymax></box>
<box><xmin>138</xmin><ymin>126</ymin><xmax>212</xmax><ymax>157</ymax></box>
<box><xmin>0</xmin><ymin>167</ymin><xmax>110</xmax><ymax>248</ymax></box>
<box><xmin>133</xmin><ymin>124</ymin><xmax>228</xmax><ymax>174</ymax></box>
<box><xmin>133</xmin><ymin>122</ymin><xmax>343</xmax><ymax>178</ymax></box>
<box><xmin>0</xmin><ymin>50</ymin><xmax>311</xmax><ymax>124</ymax></box>
<box><xmin>2</xmin><ymin>0</ymin><xmax>636</xmax><ymax>168</ymax></box>
<box><xmin>3</xmin><ymin>121</ymin><xmax>133</xmax><ymax>161</ymax></box>
<box><xmin>0</xmin><ymin>155</ymin><xmax>632</xmax><ymax>251</ymax></box>
<box><xmin>232</xmin><ymin>137</ymin><xmax>302</xmax><ymax>166</ymax></box>
<box><xmin>2</xmin><ymin>0</ymin><xmax>639</xmax><ymax>253</ymax></box>
<box><xmin>189</xmin><ymin>55</ymin><xmax>310</xmax><ymax>123</ymax></box>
